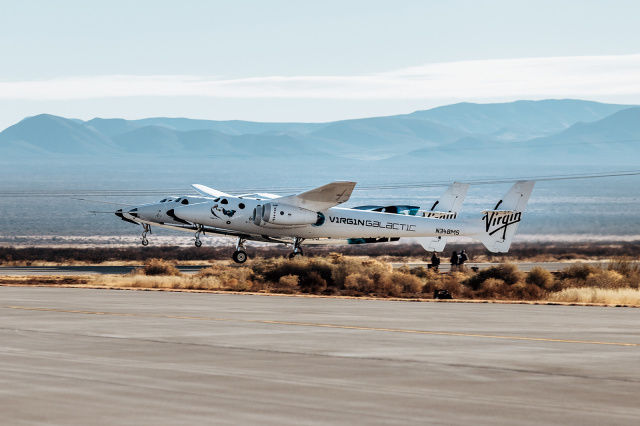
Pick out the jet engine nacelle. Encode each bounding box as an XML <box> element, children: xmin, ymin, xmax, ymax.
<box><xmin>253</xmin><ymin>203</ymin><xmax>319</xmax><ymax>226</ymax></box>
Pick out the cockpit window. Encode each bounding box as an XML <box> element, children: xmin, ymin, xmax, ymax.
<box><xmin>213</xmin><ymin>197</ymin><xmax>220</xmax><ymax>202</ymax></box>
<box><xmin>221</xmin><ymin>199</ymin><xmax>228</xmax><ymax>205</ymax></box>
<box><xmin>175</xmin><ymin>198</ymin><xmax>181</xmax><ymax>202</ymax></box>
<box><xmin>160</xmin><ymin>199</ymin><xmax>166</xmax><ymax>203</ymax></box>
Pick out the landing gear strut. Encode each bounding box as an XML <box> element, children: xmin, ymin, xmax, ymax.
<box><xmin>232</xmin><ymin>237</ymin><xmax>248</xmax><ymax>263</ymax></box>
<box><xmin>194</xmin><ymin>225</ymin><xmax>204</xmax><ymax>248</ymax></box>
<box><xmin>141</xmin><ymin>224</ymin><xmax>151</xmax><ymax>246</ymax></box>
<box><xmin>288</xmin><ymin>237</ymin><xmax>304</xmax><ymax>259</ymax></box>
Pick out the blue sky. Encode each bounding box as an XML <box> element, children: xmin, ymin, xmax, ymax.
<box><xmin>1</xmin><ymin>0</ymin><xmax>640</xmax><ymax>128</ymax></box>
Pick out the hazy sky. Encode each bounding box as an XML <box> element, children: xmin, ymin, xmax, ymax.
<box><xmin>1</xmin><ymin>0</ymin><xmax>639</xmax><ymax>128</ymax></box>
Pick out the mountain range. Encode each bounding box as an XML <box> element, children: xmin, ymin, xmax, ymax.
<box><xmin>1</xmin><ymin>99</ymin><xmax>638</xmax><ymax>164</ymax></box>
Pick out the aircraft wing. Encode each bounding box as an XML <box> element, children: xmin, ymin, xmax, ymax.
<box><xmin>275</xmin><ymin>181</ymin><xmax>357</xmax><ymax>211</ymax></box>
<box><xmin>191</xmin><ymin>184</ymin><xmax>231</xmax><ymax>198</ymax></box>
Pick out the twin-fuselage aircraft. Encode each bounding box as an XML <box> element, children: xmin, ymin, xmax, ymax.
<box><xmin>114</xmin><ymin>181</ymin><xmax>535</xmax><ymax>263</ymax></box>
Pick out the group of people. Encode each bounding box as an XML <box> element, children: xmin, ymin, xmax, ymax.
<box><xmin>429</xmin><ymin>249</ymin><xmax>469</xmax><ymax>271</ymax></box>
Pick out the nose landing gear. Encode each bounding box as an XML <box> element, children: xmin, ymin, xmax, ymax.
<box><xmin>141</xmin><ymin>224</ymin><xmax>151</xmax><ymax>246</ymax></box>
<box><xmin>194</xmin><ymin>225</ymin><xmax>204</xmax><ymax>248</ymax></box>
<box><xmin>288</xmin><ymin>237</ymin><xmax>305</xmax><ymax>259</ymax></box>
<box><xmin>232</xmin><ymin>237</ymin><xmax>248</xmax><ymax>263</ymax></box>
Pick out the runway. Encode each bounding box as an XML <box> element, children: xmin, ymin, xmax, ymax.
<box><xmin>1</xmin><ymin>287</ymin><xmax>638</xmax><ymax>424</ymax></box>
<box><xmin>0</xmin><ymin>261</ymin><xmax>611</xmax><ymax>276</ymax></box>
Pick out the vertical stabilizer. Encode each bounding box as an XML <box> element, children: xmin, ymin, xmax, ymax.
<box><xmin>417</xmin><ymin>182</ymin><xmax>470</xmax><ymax>252</ymax></box>
<box><xmin>477</xmin><ymin>181</ymin><xmax>535</xmax><ymax>253</ymax></box>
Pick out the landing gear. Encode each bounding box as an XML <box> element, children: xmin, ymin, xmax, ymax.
<box><xmin>232</xmin><ymin>237</ymin><xmax>248</xmax><ymax>264</ymax></box>
<box><xmin>141</xmin><ymin>224</ymin><xmax>151</xmax><ymax>246</ymax></box>
<box><xmin>232</xmin><ymin>250</ymin><xmax>247</xmax><ymax>263</ymax></box>
<box><xmin>194</xmin><ymin>225</ymin><xmax>204</xmax><ymax>248</ymax></box>
<box><xmin>288</xmin><ymin>237</ymin><xmax>304</xmax><ymax>259</ymax></box>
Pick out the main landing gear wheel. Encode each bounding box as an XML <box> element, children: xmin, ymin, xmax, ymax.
<box><xmin>141</xmin><ymin>237</ymin><xmax>149</xmax><ymax>246</ymax></box>
<box><xmin>232</xmin><ymin>236</ymin><xmax>248</xmax><ymax>263</ymax></box>
<box><xmin>288</xmin><ymin>237</ymin><xmax>305</xmax><ymax>259</ymax></box>
<box><xmin>288</xmin><ymin>249</ymin><xmax>304</xmax><ymax>259</ymax></box>
<box><xmin>232</xmin><ymin>250</ymin><xmax>247</xmax><ymax>263</ymax></box>
<box><xmin>194</xmin><ymin>239</ymin><xmax>202</xmax><ymax>248</ymax></box>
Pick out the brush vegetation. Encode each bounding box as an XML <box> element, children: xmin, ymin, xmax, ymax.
<box><xmin>5</xmin><ymin>256</ymin><xmax>639</xmax><ymax>306</ymax></box>
<box><xmin>88</xmin><ymin>256</ymin><xmax>640</xmax><ymax>305</ymax></box>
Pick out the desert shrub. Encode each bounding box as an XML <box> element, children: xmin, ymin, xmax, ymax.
<box><xmin>278</xmin><ymin>274</ymin><xmax>299</xmax><ymax>289</ymax></box>
<box><xmin>139</xmin><ymin>258</ymin><xmax>181</xmax><ymax>276</ymax></box>
<box><xmin>607</xmin><ymin>258</ymin><xmax>639</xmax><ymax>276</ymax></box>
<box><xmin>474</xmin><ymin>278</ymin><xmax>509</xmax><ymax>299</ymax></box>
<box><xmin>196</xmin><ymin>265</ymin><xmax>254</xmax><ymax>290</ymax></box>
<box><xmin>331</xmin><ymin>258</ymin><xmax>391</xmax><ymax>288</ymax></box>
<box><xmin>344</xmin><ymin>273</ymin><xmax>376</xmax><ymax>294</ymax></box>
<box><xmin>463</xmin><ymin>263</ymin><xmax>522</xmax><ymax>290</ymax></box>
<box><xmin>259</xmin><ymin>257</ymin><xmax>335</xmax><ymax>292</ymax></box>
<box><xmin>526</xmin><ymin>266</ymin><xmax>555</xmax><ymax>290</ymax></box>
<box><xmin>584</xmin><ymin>270</ymin><xmax>625</xmax><ymax>289</ymax></box>
<box><xmin>392</xmin><ymin>271</ymin><xmax>423</xmax><ymax>294</ymax></box>
<box><xmin>558</xmin><ymin>263</ymin><xmax>596</xmax><ymax>281</ymax></box>
<box><xmin>608</xmin><ymin>259</ymin><xmax>640</xmax><ymax>289</ymax></box>
<box><xmin>375</xmin><ymin>272</ymin><xmax>403</xmax><ymax>297</ymax></box>
<box><xmin>510</xmin><ymin>282</ymin><xmax>546</xmax><ymax>300</ymax></box>
<box><xmin>300</xmin><ymin>271</ymin><xmax>328</xmax><ymax>293</ymax></box>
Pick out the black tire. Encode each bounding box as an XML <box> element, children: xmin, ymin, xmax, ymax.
<box><xmin>141</xmin><ymin>238</ymin><xmax>149</xmax><ymax>246</ymax></box>
<box><xmin>288</xmin><ymin>250</ymin><xmax>303</xmax><ymax>259</ymax></box>
<box><xmin>195</xmin><ymin>239</ymin><xmax>202</xmax><ymax>248</ymax></box>
<box><xmin>232</xmin><ymin>250</ymin><xmax>247</xmax><ymax>263</ymax></box>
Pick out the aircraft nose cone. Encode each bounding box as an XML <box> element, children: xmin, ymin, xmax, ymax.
<box><xmin>128</xmin><ymin>207</ymin><xmax>139</xmax><ymax>218</ymax></box>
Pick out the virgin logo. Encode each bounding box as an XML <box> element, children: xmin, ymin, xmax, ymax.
<box><xmin>482</xmin><ymin>211</ymin><xmax>522</xmax><ymax>239</ymax></box>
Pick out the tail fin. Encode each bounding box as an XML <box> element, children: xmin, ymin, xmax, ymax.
<box><xmin>417</xmin><ymin>182</ymin><xmax>470</xmax><ymax>252</ymax></box>
<box><xmin>476</xmin><ymin>181</ymin><xmax>535</xmax><ymax>253</ymax></box>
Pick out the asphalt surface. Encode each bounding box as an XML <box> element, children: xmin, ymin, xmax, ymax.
<box><xmin>1</xmin><ymin>287</ymin><xmax>638</xmax><ymax>425</ymax></box>
<box><xmin>0</xmin><ymin>261</ymin><xmax>610</xmax><ymax>276</ymax></box>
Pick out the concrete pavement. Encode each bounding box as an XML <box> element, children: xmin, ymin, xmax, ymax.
<box><xmin>1</xmin><ymin>287</ymin><xmax>639</xmax><ymax>425</ymax></box>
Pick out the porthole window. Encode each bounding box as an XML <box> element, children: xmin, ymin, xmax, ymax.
<box><xmin>238</xmin><ymin>203</ymin><xmax>245</xmax><ymax>209</ymax></box>
<box><xmin>221</xmin><ymin>199</ymin><xmax>228</xmax><ymax>205</ymax></box>
<box><xmin>280</xmin><ymin>211</ymin><xmax>284</xmax><ymax>215</ymax></box>
<box><xmin>181</xmin><ymin>199</ymin><xmax>189</xmax><ymax>205</ymax></box>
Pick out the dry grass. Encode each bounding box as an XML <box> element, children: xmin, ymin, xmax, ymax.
<box><xmin>549</xmin><ymin>288</ymin><xmax>640</xmax><ymax>305</ymax></box>
<box><xmin>3</xmin><ymin>255</ymin><xmax>640</xmax><ymax>306</ymax></box>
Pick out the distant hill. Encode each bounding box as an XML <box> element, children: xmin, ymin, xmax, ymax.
<box><xmin>0</xmin><ymin>99</ymin><xmax>636</xmax><ymax>163</ymax></box>
<box><xmin>405</xmin><ymin>99</ymin><xmax>629</xmax><ymax>141</ymax></box>
<box><xmin>393</xmin><ymin>106</ymin><xmax>640</xmax><ymax>165</ymax></box>
<box><xmin>515</xmin><ymin>106</ymin><xmax>640</xmax><ymax>162</ymax></box>
<box><xmin>0</xmin><ymin>114</ymin><xmax>120</xmax><ymax>155</ymax></box>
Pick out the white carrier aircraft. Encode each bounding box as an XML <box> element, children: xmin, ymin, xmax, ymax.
<box><xmin>166</xmin><ymin>180</ymin><xmax>534</xmax><ymax>263</ymax></box>
<box><xmin>113</xmin><ymin>183</ymin><xmax>470</xmax><ymax>255</ymax></box>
